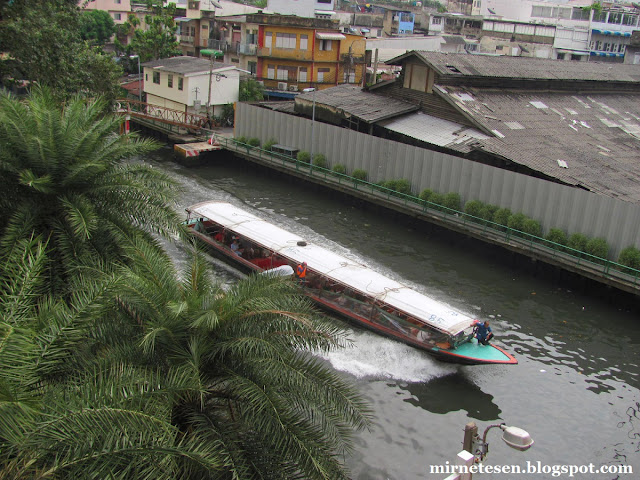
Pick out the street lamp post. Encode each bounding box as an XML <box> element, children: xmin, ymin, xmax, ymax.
<box><xmin>130</xmin><ymin>55</ymin><xmax>142</xmax><ymax>104</ymax></box>
<box><xmin>464</xmin><ymin>421</ymin><xmax>534</xmax><ymax>463</ymax></box>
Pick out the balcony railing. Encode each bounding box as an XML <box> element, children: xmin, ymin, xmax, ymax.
<box><xmin>208</xmin><ymin>39</ymin><xmax>230</xmax><ymax>51</ymax></box>
<box><xmin>180</xmin><ymin>35</ymin><xmax>194</xmax><ymax>45</ymax></box>
<box><xmin>238</xmin><ymin>43</ymin><xmax>257</xmax><ymax>55</ymax></box>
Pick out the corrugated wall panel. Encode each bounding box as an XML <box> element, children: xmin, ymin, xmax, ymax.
<box><xmin>234</xmin><ymin>104</ymin><xmax>639</xmax><ymax>258</ymax></box>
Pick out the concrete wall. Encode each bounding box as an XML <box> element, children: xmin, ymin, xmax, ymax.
<box><xmin>235</xmin><ymin>102</ymin><xmax>640</xmax><ymax>258</ymax></box>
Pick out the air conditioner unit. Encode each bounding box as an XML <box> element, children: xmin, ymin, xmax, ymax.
<box><xmin>277</xmin><ymin>82</ymin><xmax>287</xmax><ymax>91</ymax></box>
<box><xmin>288</xmin><ymin>84</ymin><xmax>298</xmax><ymax>92</ymax></box>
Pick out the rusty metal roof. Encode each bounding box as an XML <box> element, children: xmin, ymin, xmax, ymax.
<box><xmin>295</xmin><ymin>84</ymin><xmax>418</xmax><ymax>123</ymax></box>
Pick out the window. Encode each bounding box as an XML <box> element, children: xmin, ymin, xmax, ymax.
<box><xmin>178</xmin><ymin>77</ymin><xmax>183</xmax><ymax>91</ymax></box>
<box><xmin>343</xmin><ymin>70</ymin><xmax>355</xmax><ymax>83</ymax></box>
<box><xmin>571</xmin><ymin>54</ymin><xmax>581</xmax><ymax>61</ymax></box>
<box><xmin>608</xmin><ymin>12</ymin><xmax>622</xmax><ymax>24</ymax></box>
<box><xmin>298</xmin><ymin>67</ymin><xmax>307</xmax><ymax>82</ymax></box>
<box><xmin>276</xmin><ymin>66</ymin><xmax>288</xmax><ymax>80</ymax></box>
<box><xmin>431</xmin><ymin>17</ymin><xmax>442</xmax><ymax>25</ymax></box>
<box><xmin>300</xmin><ymin>34</ymin><xmax>308</xmax><ymax>50</ymax></box>
<box><xmin>265</xmin><ymin>32</ymin><xmax>273</xmax><ymax>47</ymax></box>
<box><xmin>115</xmin><ymin>0</ymin><xmax>121</xmax><ymax>3</ymax></box>
<box><xmin>248</xmin><ymin>61</ymin><xmax>257</xmax><ymax>75</ymax></box>
<box><xmin>267</xmin><ymin>64</ymin><xmax>275</xmax><ymax>79</ymax></box>
<box><xmin>557</xmin><ymin>53</ymin><xmax>565</xmax><ymax>60</ymax></box>
<box><xmin>145</xmin><ymin>73</ymin><xmax>148</xmax><ymax>81</ymax></box>
<box><xmin>113</xmin><ymin>13</ymin><xmax>121</xmax><ymax>20</ymax></box>
<box><xmin>152</xmin><ymin>71</ymin><xmax>160</xmax><ymax>84</ymax></box>
<box><xmin>571</xmin><ymin>7</ymin><xmax>590</xmax><ymax>21</ymax></box>
<box><xmin>319</xmin><ymin>39</ymin><xmax>332</xmax><ymax>51</ymax></box>
<box><xmin>318</xmin><ymin>0</ymin><xmax>331</xmax><ymax>3</ymax></box>
<box><xmin>623</xmin><ymin>14</ymin><xmax>638</xmax><ymax>26</ymax></box>
<box><xmin>275</xmin><ymin>33</ymin><xmax>296</xmax><ymax>49</ymax></box>
<box><xmin>317</xmin><ymin>67</ymin><xmax>330</xmax><ymax>83</ymax></box>
<box><xmin>603</xmin><ymin>42</ymin><xmax>611</xmax><ymax>52</ymax></box>
<box><xmin>231</xmin><ymin>58</ymin><xmax>239</xmax><ymax>63</ymax></box>
<box><xmin>167</xmin><ymin>74</ymin><xmax>173</xmax><ymax>88</ymax></box>
<box><xmin>202</xmin><ymin>24</ymin><xmax>208</xmax><ymax>30</ymax></box>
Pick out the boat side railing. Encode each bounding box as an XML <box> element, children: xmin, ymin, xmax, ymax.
<box><xmin>217</xmin><ymin>136</ymin><xmax>640</xmax><ymax>291</ymax></box>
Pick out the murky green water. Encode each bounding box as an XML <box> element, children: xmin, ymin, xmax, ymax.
<box><xmin>147</xmin><ymin>148</ymin><xmax>640</xmax><ymax>479</ymax></box>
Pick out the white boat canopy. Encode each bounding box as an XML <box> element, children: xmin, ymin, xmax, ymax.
<box><xmin>187</xmin><ymin>202</ymin><xmax>475</xmax><ymax>336</ymax></box>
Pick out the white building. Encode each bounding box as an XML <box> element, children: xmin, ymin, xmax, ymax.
<box><xmin>267</xmin><ymin>0</ymin><xmax>336</xmax><ymax>19</ymax></box>
<box><xmin>80</xmin><ymin>0</ymin><xmax>132</xmax><ymax>24</ymax></box>
<box><xmin>142</xmin><ymin>56</ymin><xmax>239</xmax><ymax>117</ymax></box>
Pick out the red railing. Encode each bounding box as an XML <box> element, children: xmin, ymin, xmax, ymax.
<box><xmin>114</xmin><ymin>99</ymin><xmax>217</xmax><ymax>130</ymax></box>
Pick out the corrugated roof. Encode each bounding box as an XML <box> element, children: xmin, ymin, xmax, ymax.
<box><xmin>295</xmin><ymin>84</ymin><xmax>418</xmax><ymax>123</ymax></box>
<box><xmin>378</xmin><ymin>111</ymin><xmax>489</xmax><ymax>152</ymax></box>
<box><xmin>142</xmin><ymin>56</ymin><xmax>235</xmax><ymax>75</ymax></box>
<box><xmin>439</xmin><ymin>86</ymin><xmax>640</xmax><ymax>202</ymax></box>
<box><xmin>388</xmin><ymin>51</ymin><xmax>640</xmax><ymax>83</ymax></box>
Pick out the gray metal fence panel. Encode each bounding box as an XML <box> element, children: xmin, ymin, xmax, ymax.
<box><xmin>235</xmin><ymin>103</ymin><xmax>640</xmax><ymax>258</ymax></box>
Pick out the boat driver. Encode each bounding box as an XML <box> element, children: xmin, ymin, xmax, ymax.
<box><xmin>475</xmin><ymin>320</ymin><xmax>494</xmax><ymax>345</ymax></box>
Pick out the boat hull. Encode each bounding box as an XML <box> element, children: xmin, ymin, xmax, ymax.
<box><xmin>188</xmin><ymin>226</ymin><xmax>517</xmax><ymax>366</ymax></box>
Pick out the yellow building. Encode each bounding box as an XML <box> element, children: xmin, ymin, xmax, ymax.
<box><xmin>249</xmin><ymin>14</ymin><xmax>366</xmax><ymax>93</ymax></box>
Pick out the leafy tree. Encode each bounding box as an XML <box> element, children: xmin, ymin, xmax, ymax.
<box><xmin>79</xmin><ymin>9</ymin><xmax>116</xmax><ymax>45</ymax></box>
<box><xmin>507</xmin><ymin>212</ymin><xmax>527</xmax><ymax>232</ymax></box>
<box><xmin>522</xmin><ymin>218</ymin><xmax>542</xmax><ymax>237</ymax></box>
<box><xmin>419</xmin><ymin>189</ymin><xmax>434</xmax><ymax>202</ymax></box>
<box><xmin>0</xmin><ymin>89</ymin><xmax>182</xmax><ymax>295</ymax></box>
<box><xmin>493</xmin><ymin>208</ymin><xmax>512</xmax><ymax>230</ymax></box>
<box><xmin>545</xmin><ymin>228</ymin><xmax>567</xmax><ymax>248</ymax></box>
<box><xmin>567</xmin><ymin>233</ymin><xmax>589</xmax><ymax>254</ymax></box>
<box><xmin>111</xmin><ymin>240</ymin><xmax>373</xmax><ymax>479</ymax></box>
<box><xmin>618</xmin><ymin>245</ymin><xmax>640</xmax><ymax>271</ymax></box>
<box><xmin>442</xmin><ymin>192</ymin><xmax>462</xmax><ymax>211</ymax></box>
<box><xmin>121</xmin><ymin>1</ymin><xmax>181</xmax><ymax>62</ymax></box>
<box><xmin>464</xmin><ymin>200</ymin><xmax>484</xmax><ymax>218</ymax></box>
<box><xmin>239</xmin><ymin>78</ymin><xmax>265</xmax><ymax>101</ymax></box>
<box><xmin>479</xmin><ymin>204</ymin><xmax>499</xmax><ymax>224</ymax></box>
<box><xmin>0</xmin><ymin>0</ymin><xmax>122</xmax><ymax>102</ymax></box>
<box><xmin>585</xmin><ymin>237</ymin><xmax>609</xmax><ymax>259</ymax></box>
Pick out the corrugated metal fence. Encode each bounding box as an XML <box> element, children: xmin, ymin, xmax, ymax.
<box><xmin>235</xmin><ymin>103</ymin><xmax>640</xmax><ymax>258</ymax></box>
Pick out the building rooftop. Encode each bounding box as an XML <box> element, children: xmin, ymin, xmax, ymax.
<box><xmin>387</xmin><ymin>51</ymin><xmax>640</xmax><ymax>83</ymax></box>
<box><xmin>142</xmin><ymin>56</ymin><xmax>235</xmax><ymax>75</ymax></box>
<box><xmin>295</xmin><ymin>84</ymin><xmax>418</xmax><ymax>123</ymax></box>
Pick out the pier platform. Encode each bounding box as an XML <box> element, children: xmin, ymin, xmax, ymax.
<box><xmin>173</xmin><ymin>141</ymin><xmax>222</xmax><ymax>166</ymax></box>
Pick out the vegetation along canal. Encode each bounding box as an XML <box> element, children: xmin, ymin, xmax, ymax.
<box><xmin>146</xmin><ymin>147</ymin><xmax>640</xmax><ymax>479</ymax></box>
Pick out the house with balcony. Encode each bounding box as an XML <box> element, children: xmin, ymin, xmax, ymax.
<box><xmin>267</xmin><ymin>0</ymin><xmax>337</xmax><ymax>20</ymax></box>
<box><xmin>142</xmin><ymin>56</ymin><xmax>239</xmax><ymax>117</ymax></box>
<box><xmin>80</xmin><ymin>0</ymin><xmax>132</xmax><ymax>24</ymax></box>
<box><xmin>243</xmin><ymin>13</ymin><xmax>366</xmax><ymax>96</ymax></box>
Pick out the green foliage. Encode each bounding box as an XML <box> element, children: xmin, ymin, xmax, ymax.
<box><xmin>545</xmin><ymin>228</ymin><xmax>567</xmax><ymax>247</ymax></box>
<box><xmin>121</xmin><ymin>1</ymin><xmax>180</xmax><ymax>62</ymax></box>
<box><xmin>0</xmin><ymin>88</ymin><xmax>180</xmax><ymax>295</ymax></box>
<box><xmin>239</xmin><ymin>78</ymin><xmax>265</xmax><ymax>101</ymax></box>
<box><xmin>419</xmin><ymin>189</ymin><xmax>434</xmax><ymax>202</ymax></box>
<box><xmin>442</xmin><ymin>192</ymin><xmax>462</xmax><ymax>211</ymax></box>
<box><xmin>522</xmin><ymin>218</ymin><xmax>542</xmax><ymax>237</ymax></box>
<box><xmin>479</xmin><ymin>204</ymin><xmax>499</xmax><ymax>224</ymax></box>
<box><xmin>332</xmin><ymin>164</ymin><xmax>346</xmax><ymax>174</ymax></box>
<box><xmin>617</xmin><ymin>246</ymin><xmax>640</xmax><ymax>271</ymax></box>
<box><xmin>264</xmin><ymin>138</ymin><xmax>278</xmax><ymax>151</ymax></box>
<box><xmin>0</xmin><ymin>0</ymin><xmax>122</xmax><ymax>102</ymax></box>
<box><xmin>507</xmin><ymin>212</ymin><xmax>527</xmax><ymax>232</ymax></box>
<box><xmin>429</xmin><ymin>193</ymin><xmax>445</xmax><ymax>210</ymax></box>
<box><xmin>464</xmin><ymin>200</ymin><xmax>484</xmax><ymax>218</ymax></box>
<box><xmin>216</xmin><ymin>103</ymin><xmax>234</xmax><ymax>127</ymax></box>
<box><xmin>493</xmin><ymin>208</ymin><xmax>512</xmax><ymax>230</ymax></box>
<box><xmin>312</xmin><ymin>153</ymin><xmax>327</xmax><ymax>168</ymax></box>
<box><xmin>567</xmin><ymin>233</ymin><xmax>589</xmax><ymax>253</ymax></box>
<box><xmin>79</xmin><ymin>9</ymin><xmax>116</xmax><ymax>45</ymax></box>
<box><xmin>380</xmin><ymin>179</ymin><xmax>412</xmax><ymax>195</ymax></box>
<box><xmin>297</xmin><ymin>151</ymin><xmax>311</xmax><ymax>163</ymax></box>
<box><xmin>585</xmin><ymin>237</ymin><xmax>609</xmax><ymax>259</ymax></box>
<box><xmin>235</xmin><ymin>135</ymin><xmax>247</xmax><ymax>144</ymax></box>
<box><xmin>247</xmin><ymin>137</ymin><xmax>261</xmax><ymax>147</ymax></box>
<box><xmin>352</xmin><ymin>169</ymin><xmax>368</xmax><ymax>181</ymax></box>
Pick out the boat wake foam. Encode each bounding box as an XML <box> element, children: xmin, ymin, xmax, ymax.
<box><xmin>320</xmin><ymin>328</ymin><xmax>458</xmax><ymax>382</ymax></box>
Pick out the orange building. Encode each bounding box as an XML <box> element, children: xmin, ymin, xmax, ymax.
<box><xmin>248</xmin><ymin>14</ymin><xmax>366</xmax><ymax>93</ymax></box>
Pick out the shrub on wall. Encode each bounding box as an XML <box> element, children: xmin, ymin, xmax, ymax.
<box><xmin>618</xmin><ymin>246</ymin><xmax>640</xmax><ymax>271</ymax></box>
<box><xmin>522</xmin><ymin>218</ymin><xmax>542</xmax><ymax>238</ymax></box>
<box><xmin>235</xmin><ymin>135</ymin><xmax>247</xmax><ymax>144</ymax></box>
<box><xmin>332</xmin><ymin>164</ymin><xmax>346</xmax><ymax>174</ymax></box>
<box><xmin>380</xmin><ymin>179</ymin><xmax>412</xmax><ymax>195</ymax></box>
<box><xmin>297</xmin><ymin>151</ymin><xmax>311</xmax><ymax>163</ymax></box>
<box><xmin>567</xmin><ymin>233</ymin><xmax>589</xmax><ymax>254</ymax></box>
<box><xmin>263</xmin><ymin>138</ymin><xmax>278</xmax><ymax>151</ymax></box>
<box><xmin>312</xmin><ymin>153</ymin><xmax>327</xmax><ymax>168</ymax></box>
<box><xmin>429</xmin><ymin>193</ymin><xmax>445</xmax><ymax>211</ymax></box>
<box><xmin>247</xmin><ymin>137</ymin><xmax>261</xmax><ymax>147</ymax></box>
<box><xmin>545</xmin><ymin>228</ymin><xmax>567</xmax><ymax>248</ymax></box>
<box><xmin>585</xmin><ymin>237</ymin><xmax>609</xmax><ymax>260</ymax></box>
<box><xmin>479</xmin><ymin>204</ymin><xmax>499</xmax><ymax>224</ymax></box>
<box><xmin>493</xmin><ymin>208</ymin><xmax>512</xmax><ymax>230</ymax></box>
<box><xmin>419</xmin><ymin>189</ymin><xmax>434</xmax><ymax>202</ymax></box>
<box><xmin>464</xmin><ymin>200</ymin><xmax>484</xmax><ymax>218</ymax></box>
<box><xmin>507</xmin><ymin>212</ymin><xmax>527</xmax><ymax>233</ymax></box>
<box><xmin>442</xmin><ymin>192</ymin><xmax>461</xmax><ymax>211</ymax></box>
<box><xmin>352</xmin><ymin>169</ymin><xmax>368</xmax><ymax>181</ymax></box>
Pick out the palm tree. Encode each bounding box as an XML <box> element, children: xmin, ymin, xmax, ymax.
<box><xmin>0</xmin><ymin>237</ymin><xmax>225</xmax><ymax>479</ymax></box>
<box><xmin>0</xmin><ymin>88</ymin><xmax>182</xmax><ymax>296</ymax></box>
<box><xmin>110</xmin><ymin>237</ymin><xmax>373</xmax><ymax>479</ymax></box>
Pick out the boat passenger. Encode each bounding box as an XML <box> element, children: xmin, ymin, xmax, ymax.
<box><xmin>194</xmin><ymin>218</ymin><xmax>206</xmax><ymax>233</ymax></box>
<box><xmin>475</xmin><ymin>320</ymin><xmax>494</xmax><ymax>345</ymax></box>
<box><xmin>213</xmin><ymin>230</ymin><xmax>225</xmax><ymax>243</ymax></box>
<box><xmin>295</xmin><ymin>262</ymin><xmax>307</xmax><ymax>284</ymax></box>
<box><xmin>230</xmin><ymin>239</ymin><xmax>243</xmax><ymax>257</ymax></box>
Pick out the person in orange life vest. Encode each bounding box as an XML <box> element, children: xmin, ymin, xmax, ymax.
<box><xmin>296</xmin><ymin>262</ymin><xmax>307</xmax><ymax>283</ymax></box>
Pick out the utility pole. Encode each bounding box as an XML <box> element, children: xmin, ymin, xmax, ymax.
<box><xmin>207</xmin><ymin>53</ymin><xmax>214</xmax><ymax>116</ymax></box>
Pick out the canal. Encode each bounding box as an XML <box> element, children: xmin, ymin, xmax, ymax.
<box><xmin>147</xmin><ymin>148</ymin><xmax>640</xmax><ymax>479</ymax></box>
